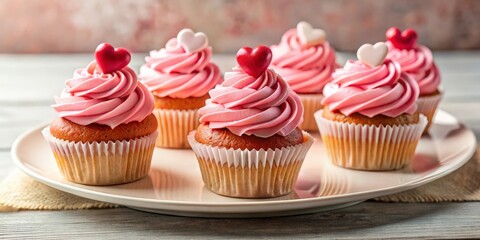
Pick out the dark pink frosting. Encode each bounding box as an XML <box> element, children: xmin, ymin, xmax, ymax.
<box><xmin>322</xmin><ymin>59</ymin><xmax>419</xmax><ymax>118</ymax></box>
<box><xmin>139</xmin><ymin>38</ymin><xmax>222</xmax><ymax>98</ymax></box>
<box><xmin>386</xmin><ymin>42</ymin><xmax>441</xmax><ymax>95</ymax></box>
<box><xmin>198</xmin><ymin>68</ymin><xmax>303</xmax><ymax>138</ymax></box>
<box><xmin>270</xmin><ymin>29</ymin><xmax>337</xmax><ymax>94</ymax></box>
<box><xmin>53</xmin><ymin>61</ymin><xmax>154</xmax><ymax>128</ymax></box>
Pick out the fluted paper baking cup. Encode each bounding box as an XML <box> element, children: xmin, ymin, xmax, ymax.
<box><xmin>315</xmin><ymin>111</ymin><xmax>427</xmax><ymax>170</ymax></box>
<box><xmin>299</xmin><ymin>94</ymin><xmax>324</xmax><ymax>132</ymax></box>
<box><xmin>417</xmin><ymin>93</ymin><xmax>442</xmax><ymax>134</ymax></box>
<box><xmin>153</xmin><ymin>108</ymin><xmax>200</xmax><ymax>149</ymax></box>
<box><xmin>187</xmin><ymin>131</ymin><xmax>314</xmax><ymax>198</ymax></box>
<box><xmin>42</xmin><ymin>127</ymin><xmax>158</xmax><ymax>185</ymax></box>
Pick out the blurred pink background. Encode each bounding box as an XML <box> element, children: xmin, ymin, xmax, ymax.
<box><xmin>1</xmin><ymin>0</ymin><xmax>479</xmax><ymax>53</ymax></box>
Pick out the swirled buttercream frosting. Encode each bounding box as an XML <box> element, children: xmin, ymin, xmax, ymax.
<box><xmin>53</xmin><ymin>61</ymin><xmax>154</xmax><ymax>128</ymax></box>
<box><xmin>198</xmin><ymin>67</ymin><xmax>303</xmax><ymax>138</ymax></box>
<box><xmin>322</xmin><ymin>59</ymin><xmax>419</xmax><ymax>118</ymax></box>
<box><xmin>139</xmin><ymin>38</ymin><xmax>222</xmax><ymax>98</ymax></box>
<box><xmin>386</xmin><ymin>42</ymin><xmax>440</xmax><ymax>95</ymax></box>
<box><xmin>270</xmin><ymin>29</ymin><xmax>337</xmax><ymax>94</ymax></box>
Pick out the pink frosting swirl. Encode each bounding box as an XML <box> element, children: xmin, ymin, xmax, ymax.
<box><xmin>198</xmin><ymin>68</ymin><xmax>303</xmax><ymax>138</ymax></box>
<box><xmin>386</xmin><ymin>42</ymin><xmax>441</xmax><ymax>95</ymax></box>
<box><xmin>322</xmin><ymin>59</ymin><xmax>419</xmax><ymax>118</ymax></box>
<box><xmin>270</xmin><ymin>29</ymin><xmax>337</xmax><ymax>94</ymax></box>
<box><xmin>139</xmin><ymin>38</ymin><xmax>222</xmax><ymax>98</ymax></box>
<box><xmin>52</xmin><ymin>61</ymin><xmax>154</xmax><ymax>128</ymax></box>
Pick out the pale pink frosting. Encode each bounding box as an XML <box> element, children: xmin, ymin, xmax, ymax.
<box><xmin>322</xmin><ymin>59</ymin><xmax>419</xmax><ymax>118</ymax></box>
<box><xmin>52</xmin><ymin>61</ymin><xmax>154</xmax><ymax>128</ymax></box>
<box><xmin>198</xmin><ymin>68</ymin><xmax>304</xmax><ymax>138</ymax></box>
<box><xmin>270</xmin><ymin>29</ymin><xmax>337</xmax><ymax>94</ymax></box>
<box><xmin>139</xmin><ymin>38</ymin><xmax>222</xmax><ymax>98</ymax></box>
<box><xmin>386</xmin><ymin>42</ymin><xmax>441</xmax><ymax>95</ymax></box>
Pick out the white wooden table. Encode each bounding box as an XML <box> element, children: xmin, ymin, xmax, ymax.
<box><xmin>1</xmin><ymin>53</ymin><xmax>480</xmax><ymax>239</ymax></box>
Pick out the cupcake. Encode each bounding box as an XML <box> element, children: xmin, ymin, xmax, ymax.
<box><xmin>188</xmin><ymin>46</ymin><xmax>314</xmax><ymax>198</ymax></box>
<box><xmin>385</xmin><ymin>27</ymin><xmax>442</xmax><ymax>134</ymax></box>
<box><xmin>315</xmin><ymin>42</ymin><xmax>427</xmax><ymax>170</ymax></box>
<box><xmin>270</xmin><ymin>21</ymin><xmax>337</xmax><ymax>131</ymax></box>
<box><xmin>42</xmin><ymin>43</ymin><xmax>158</xmax><ymax>185</ymax></box>
<box><xmin>139</xmin><ymin>28</ymin><xmax>222</xmax><ymax>148</ymax></box>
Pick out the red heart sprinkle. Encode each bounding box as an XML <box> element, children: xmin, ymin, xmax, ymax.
<box><xmin>236</xmin><ymin>45</ymin><xmax>272</xmax><ymax>78</ymax></box>
<box><xmin>386</xmin><ymin>27</ymin><xmax>418</xmax><ymax>50</ymax></box>
<box><xmin>94</xmin><ymin>43</ymin><xmax>131</xmax><ymax>74</ymax></box>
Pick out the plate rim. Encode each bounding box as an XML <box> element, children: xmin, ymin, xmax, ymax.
<box><xmin>11</xmin><ymin>110</ymin><xmax>477</xmax><ymax>211</ymax></box>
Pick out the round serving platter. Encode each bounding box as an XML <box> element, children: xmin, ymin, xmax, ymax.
<box><xmin>12</xmin><ymin>110</ymin><xmax>477</xmax><ymax>218</ymax></box>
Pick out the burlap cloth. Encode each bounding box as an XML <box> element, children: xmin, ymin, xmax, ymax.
<box><xmin>1</xmin><ymin>148</ymin><xmax>478</xmax><ymax>212</ymax></box>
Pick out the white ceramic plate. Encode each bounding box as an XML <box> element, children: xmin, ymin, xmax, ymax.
<box><xmin>12</xmin><ymin>110</ymin><xmax>476</xmax><ymax>218</ymax></box>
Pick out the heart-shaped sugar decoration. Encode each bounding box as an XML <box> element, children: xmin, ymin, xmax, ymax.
<box><xmin>236</xmin><ymin>45</ymin><xmax>272</xmax><ymax>78</ymax></box>
<box><xmin>94</xmin><ymin>43</ymin><xmax>131</xmax><ymax>74</ymax></box>
<box><xmin>296</xmin><ymin>21</ymin><xmax>326</xmax><ymax>47</ymax></box>
<box><xmin>177</xmin><ymin>28</ymin><xmax>208</xmax><ymax>54</ymax></box>
<box><xmin>386</xmin><ymin>27</ymin><xmax>418</xmax><ymax>50</ymax></box>
<box><xmin>356</xmin><ymin>42</ymin><xmax>388</xmax><ymax>67</ymax></box>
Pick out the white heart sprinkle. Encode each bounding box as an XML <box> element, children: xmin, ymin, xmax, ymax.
<box><xmin>356</xmin><ymin>42</ymin><xmax>388</xmax><ymax>67</ymax></box>
<box><xmin>177</xmin><ymin>28</ymin><xmax>208</xmax><ymax>54</ymax></box>
<box><xmin>296</xmin><ymin>21</ymin><xmax>326</xmax><ymax>47</ymax></box>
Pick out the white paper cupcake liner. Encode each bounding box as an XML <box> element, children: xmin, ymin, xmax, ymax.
<box><xmin>315</xmin><ymin>111</ymin><xmax>427</xmax><ymax>170</ymax></box>
<box><xmin>153</xmin><ymin>108</ymin><xmax>200</xmax><ymax>149</ymax></box>
<box><xmin>187</xmin><ymin>131</ymin><xmax>314</xmax><ymax>198</ymax></box>
<box><xmin>42</xmin><ymin>127</ymin><xmax>158</xmax><ymax>185</ymax></box>
<box><xmin>299</xmin><ymin>94</ymin><xmax>324</xmax><ymax>132</ymax></box>
<box><xmin>417</xmin><ymin>93</ymin><xmax>442</xmax><ymax>134</ymax></box>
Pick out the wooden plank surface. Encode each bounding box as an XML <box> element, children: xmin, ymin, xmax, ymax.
<box><xmin>0</xmin><ymin>53</ymin><xmax>478</xmax><ymax>102</ymax></box>
<box><xmin>1</xmin><ymin>52</ymin><xmax>480</xmax><ymax>239</ymax></box>
<box><xmin>0</xmin><ymin>203</ymin><xmax>479</xmax><ymax>239</ymax></box>
<box><xmin>0</xmin><ymin>152</ymin><xmax>14</xmax><ymax>180</ymax></box>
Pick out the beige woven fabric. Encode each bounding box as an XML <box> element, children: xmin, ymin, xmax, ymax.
<box><xmin>0</xmin><ymin>170</ymin><xmax>117</xmax><ymax>211</ymax></box>
<box><xmin>0</xmin><ymin>148</ymin><xmax>478</xmax><ymax>211</ymax></box>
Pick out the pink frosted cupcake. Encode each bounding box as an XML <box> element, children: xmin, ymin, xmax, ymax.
<box><xmin>188</xmin><ymin>46</ymin><xmax>314</xmax><ymax>198</ymax></box>
<box><xmin>139</xmin><ymin>28</ymin><xmax>223</xmax><ymax>148</ymax></box>
<box><xmin>386</xmin><ymin>27</ymin><xmax>442</xmax><ymax>134</ymax></box>
<box><xmin>271</xmin><ymin>21</ymin><xmax>337</xmax><ymax>131</ymax></box>
<box><xmin>315</xmin><ymin>42</ymin><xmax>427</xmax><ymax>170</ymax></box>
<box><xmin>43</xmin><ymin>43</ymin><xmax>158</xmax><ymax>185</ymax></box>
